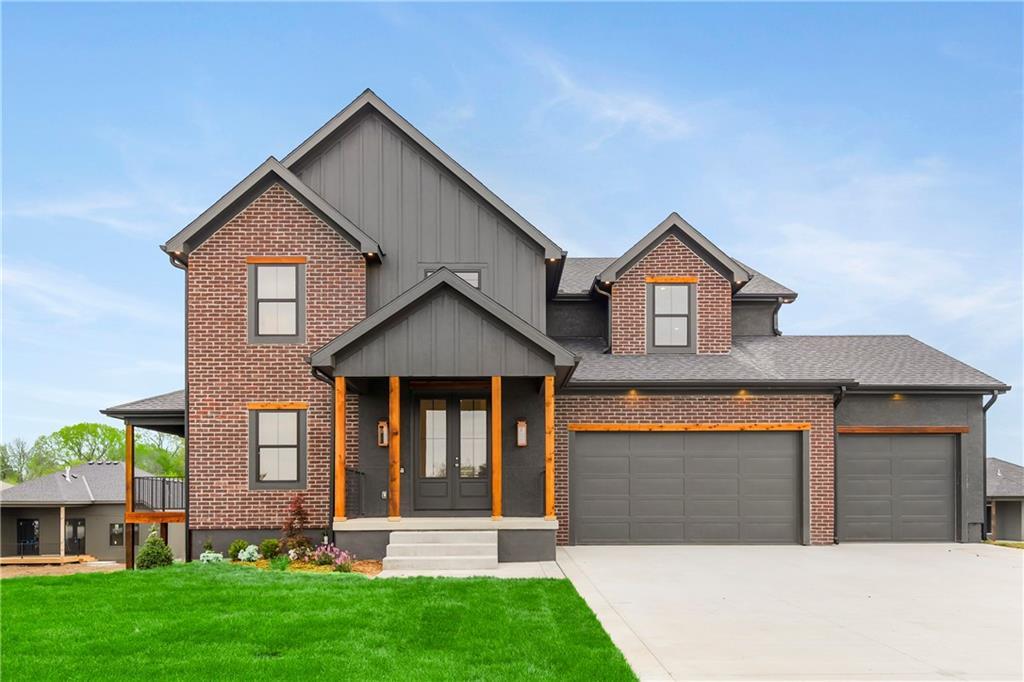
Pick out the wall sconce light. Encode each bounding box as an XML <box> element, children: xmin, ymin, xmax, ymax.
<box><xmin>377</xmin><ymin>420</ymin><xmax>389</xmax><ymax>447</ymax></box>
<box><xmin>891</xmin><ymin>393</ymin><xmax>903</xmax><ymax>401</ymax></box>
<box><xmin>516</xmin><ymin>419</ymin><xmax>528</xmax><ymax>447</ymax></box>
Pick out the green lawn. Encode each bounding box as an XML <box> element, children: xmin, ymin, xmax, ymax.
<box><xmin>1</xmin><ymin>563</ymin><xmax>634</xmax><ymax>681</ymax></box>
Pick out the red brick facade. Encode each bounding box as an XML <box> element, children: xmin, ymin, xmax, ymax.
<box><xmin>610</xmin><ymin>234</ymin><xmax>732</xmax><ymax>354</ymax></box>
<box><xmin>187</xmin><ymin>183</ymin><xmax>365</xmax><ymax>530</ymax></box>
<box><xmin>554</xmin><ymin>393</ymin><xmax>836</xmax><ymax>545</ymax></box>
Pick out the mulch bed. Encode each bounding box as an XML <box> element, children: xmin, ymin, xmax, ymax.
<box><xmin>239</xmin><ymin>558</ymin><xmax>383</xmax><ymax>576</ymax></box>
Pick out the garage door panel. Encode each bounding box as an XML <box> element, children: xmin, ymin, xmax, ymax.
<box><xmin>573</xmin><ymin>431</ymin><xmax>801</xmax><ymax>545</ymax></box>
<box><xmin>838</xmin><ymin>434</ymin><xmax>955</xmax><ymax>542</ymax></box>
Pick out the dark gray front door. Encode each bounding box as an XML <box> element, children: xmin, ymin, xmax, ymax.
<box><xmin>837</xmin><ymin>434</ymin><xmax>956</xmax><ymax>542</ymax></box>
<box><xmin>413</xmin><ymin>395</ymin><xmax>491</xmax><ymax>512</ymax></box>
<box><xmin>65</xmin><ymin>518</ymin><xmax>86</xmax><ymax>555</ymax></box>
<box><xmin>572</xmin><ymin>431</ymin><xmax>802</xmax><ymax>544</ymax></box>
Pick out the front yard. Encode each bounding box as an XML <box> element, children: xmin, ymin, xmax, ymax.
<box><xmin>1</xmin><ymin>563</ymin><xmax>634</xmax><ymax>681</ymax></box>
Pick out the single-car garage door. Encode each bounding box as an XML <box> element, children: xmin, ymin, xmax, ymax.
<box><xmin>571</xmin><ymin>430</ymin><xmax>802</xmax><ymax>544</ymax></box>
<box><xmin>837</xmin><ymin>434</ymin><xmax>956</xmax><ymax>542</ymax></box>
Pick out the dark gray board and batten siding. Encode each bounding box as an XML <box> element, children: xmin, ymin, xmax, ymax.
<box><xmin>333</xmin><ymin>289</ymin><xmax>554</xmax><ymax>378</ymax></box>
<box><xmin>293</xmin><ymin>111</ymin><xmax>548</xmax><ymax>331</ymax></box>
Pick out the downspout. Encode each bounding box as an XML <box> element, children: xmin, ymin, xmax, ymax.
<box><xmin>593</xmin><ymin>281</ymin><xmax>612</xmax><ymax>353</ymax></box>
<box><xmin>168</xmin><ymin>250</ymin><xmax>190</xmax><ymax>560</ymax></box>
<box><xmin>310</xmin><ymin>364</ymin><xmax>337</xmax><ymax>532</ymax></box>
<box><xmin>772</xmin><ymin>300</ymin><xmax>783</xmax><ymax>336</ymax></box>
<box><xmin>832</xmin><ymin>384</ymin><xmax>848</xmax><ymax>544</ymax></box>
<box><xmin>981</xmin><ymin>392</ymin><xmax>1000</xmax><ymax>538</ymax></box>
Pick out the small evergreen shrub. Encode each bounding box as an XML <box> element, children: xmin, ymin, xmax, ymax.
<box><xmin>227</xmin><ymin>539</ymin><xmax>248</xmax><ymax>560</ymax></box>
<box><xmin>270</xmin><ymin>555</ymin><xmax>290</xmax><ymax>571</ymax></box>
<box><xmin>202</xmin><ymin>538</ymin><xmax>214</xmax><ymax>553</ymax></box>
<box><xmin>136</xmin><ymin>529</ymin><xmax>174</xmax><ymax>570</ymax></box>
<box><xmin>237</xmin><ymin>544</ymin><xmax>260</xmax><ymax>562</ymax></box>
<box><xmin>259</xmin><ymin>538</ymin><xmax>280</xmax><ymax>559</ymax></box>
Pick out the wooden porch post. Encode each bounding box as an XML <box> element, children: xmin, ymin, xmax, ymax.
<box><xmin>59</xmin><ymin>506</ymin><xmax>66</xmax><ymax>560</ymax></box>
<box><xmin>491</xmin><ymin>376</ymin><xmax>503</xmax><ymax>520</ymax></box>
<box><xmin>388</xmin><ymin>376</ymin><xmax>401</xmax><ymax>519</ymax></box>
<box><xmin>334</xmin><ymin>377</ymin><xmax>347</xmax><ymax>521</ymax></box>
<box><xmin>544</xmin><ymin>375</ymin><xmax>555</xmax><ymax>520</ymax></box>
<box><xmin>160</xmin><ymin>523</ymin><xmax>169</xmax><ymax>544</ymax></box>
<box><xmin>125</xmin><ymin>423</ymin><xmax>135</xmax><ymax>569</ymax></box>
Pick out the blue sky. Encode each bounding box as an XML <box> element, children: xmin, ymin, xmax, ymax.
<box><xmin>3</xmin><ymin>3</ymin><xmax>1021</xmax><ymax>462</ymax></box>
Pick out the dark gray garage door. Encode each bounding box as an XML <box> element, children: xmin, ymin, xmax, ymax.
<box><xmin>837</xmin><ymin>434</ymin><xmax>956</xmax><ymax>542</ymax></box>
<box><xmin>571</xmin><ymin>431</ymin><xmax>802</xmax><ymax>544</ymax></box>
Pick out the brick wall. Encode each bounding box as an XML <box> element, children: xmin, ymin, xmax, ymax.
<box><xmin>553</xmin><ymin>393</ymin><xmax>835</xmax><ymax>545</ymax></box>
<box><xmin>187</xmin><ymin>183</ymin><xmax>365</xmax><ymax>530</ymax></box>
<box><xmin>610</xmin><ymin>234</ymin><xmax>732</xmax><ymax>354</ymax></box>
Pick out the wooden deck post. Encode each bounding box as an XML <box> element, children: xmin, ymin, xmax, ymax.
<box><xmin>125</xmin><ymin>423</ymin><xmax>135</xmax><ymax>569</ymax></box>
<box><xmin>59</xmin><ymin>506</ymin><xmax>66</xmax><ymax>559</ymax></box>
<box><xmin>388</xmin><ymin>376</ymin><xmax>401</xmax><ymax>519</ymax></box>
<box><xmin>160</xmin><ymin>523</ymin><xmax>169</xmax><ymax>544</ymax></box>
<box><xmin>334</xmin><ymin>377</ymin><xmax>347</xmax><ymax>521</ymax></box>
<box><xmin>491</xmin><ymin>376</ymin><xmax>503</xmax><ymax>520</ymax></box>
<box><xmin>544</xmin><ymin>375</ymin><xmax>555</xmax><ymax>520</ymax></box>
<box><xmin>126</xmin><ymin>524</ymin><xmax>135</xmax><ymax>569</ymax></box>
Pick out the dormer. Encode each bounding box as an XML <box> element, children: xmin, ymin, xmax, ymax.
<box><xmin>596</xmin><ymin>213</ymin><xmax>751</xmax><ymax>355</ymax></box>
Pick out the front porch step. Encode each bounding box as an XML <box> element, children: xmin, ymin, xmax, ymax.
<box><xmin>382</xmin><ymin>555</ymin><xmax>498</xmax><ymax>571</ymax></box>
<box><xmin>383</xmin><ymin>530</ymin><xmax>499</xmax><ymax>570</ymax></box>
<box><xmin>389</xmin><ymin>530</ymin><xmax>497</xmax><ymax>545</ymax></box>
<box><xmin>386</xmin><ymin>542</ymin><xmax>496</xmax><ymax>558</ymax></box>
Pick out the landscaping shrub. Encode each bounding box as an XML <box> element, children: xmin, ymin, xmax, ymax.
<box><xmin>202</xmin><ymin>538</ymin><xmax>214</xmax><ymax>553</ymax></box>
<box><xmin>198</xmin><ymin>551</ymin><xmax>224</xmax><ymax>563</ymax></box>
<box><xmin>259</xmin><ymin>538</ymin><xmax>280</xmax><ymax>559</ymax></box>
<box><xmin>281</xmin><ymin>493</ymin><xmax>313</xmax><ymax>553</ymax></box>
<box><xmin>270</xmin><ymin>555</ymin><xmax>290</xmax><ymax>571</ymax></box>
<box><xmin>311</xmin><ymin>543</ymin><xmax>353</xmax><ymax>572</ymax></box>
<box><xmin>237</xmin><ymin>544</ymin><xmax>260</xmax><ymax>562</ymax></box>
<box><xmin>136</xmin><ymin>529</ymin><xmax>174</xmax><ymax>570</ymax></box>
<box><xmin>287</xmin><ymin>546</ymin><xmax>312</xmax><ymax>562</ymax></box>
<box><xmin>227</xmin><ymin>539</ymin><xmax>248</xmax><ymax>560</ymax></box>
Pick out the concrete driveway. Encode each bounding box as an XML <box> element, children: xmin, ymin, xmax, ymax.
<box><xmin>558</xmin><ymin>544</ymin><xmax>1023</xmax><ymax>681</ymax></box>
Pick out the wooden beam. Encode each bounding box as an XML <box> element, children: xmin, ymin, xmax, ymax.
<box><xmin>59</xmin><ymin>506</ymin><xmax>66</xmax><ymax>560</ymax></box>
<box><xmin>491</xmin><ymin>376</ymin><xmax>503</xmax><ymax>520</ymax></box>
<box><xmin>126</xmin><ymin>511</ymin><xmax>186</xmax><ymax>524</ymax></box>
<box><xmin>646</xmin><ymin>276</ymin><xmax>699</xmax><ymax>283</ymax></box>
<box><xmin>245</xmin><ymin>256</ymin><xmax>308</xmax><ymax>264</ymax></box>
<box><xmin>837</xmin><ymin>425</ymin><xmax>970</xmax><ymax>434</ymax></box>
<box><xmin>388</xmin><ymin>376</ymin><xmax>401</xmax><ymax>519</ymax></box>
<box><xmin>569</xmin><ymin>422</ymin><xmax>812</xmax><ymax>432</ymax></box>
<box><xmin>544</xmin><ymin>376</ymin><xmax>555</xmax><ymax>520</ymax></box>
<box><xmin>408</xmin><ymin>379</ymin><xmax>490</xmax><ymax>392</ymax></box>
<box><xmin>246</xmin><ymin>401</ymin><xmax>309</xmax><ymax>410</ymax></box>
<box><xmin>125</xmin><ymin>424</ymin><xmax>134</xmax><ymax>514</ymax></box>
<box><xmin>159</xmin><ymin>523</ymin><xmax>169</xmax><ymax>544</ymax></box>
<box><xmin>334</xmin><ymin>377</ymin><xmax>347</xmax><ymax>521</ymax></box>
<box><xmin>125</xmin><ymin>523</ymin><xmax>135</xmax><ymax>569</ymax></box>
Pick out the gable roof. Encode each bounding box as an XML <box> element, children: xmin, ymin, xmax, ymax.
<box><xmin>310</xmin><ymin>268</ymin><xmax>577</xmax><ymax>371</ymax></box>
<box><xmin>282</xmin><ymin>89</ymin><xmax>563</xmax><ymax>259</ymax></box>
<box><xmin>734</xmin><ymin>262</ymin><xmax>797</xmax><ymax>299</ymax></box>
<box><xmin>597</xmin><ymin>213</ymin><xmax>751</xmax><ymax>287</ymax></box>
<box><xmin>564</xmin><ymin>334</ymin><xmax>1008</xmax><ymax>391</ymax></box>
<box><xmin>102</xmin><ymin>389</ymin><xmax>185</xmax><ymax>416</ymax></box>
<box><xmin>0</xmin><ymin>462</ymin><xmax>151</xmax><ymax>506</ymax></box>
<box><xmin>988</xmin><ymin>458</ymin><xmax>1024</xmax><ymax>498</ymax></box>
<box><xmin>162</xmin><ymin>157</ymin><xmax>381</xmax><ymax>259</ymax></box>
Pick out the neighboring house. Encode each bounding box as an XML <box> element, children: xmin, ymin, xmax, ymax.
<box><xmin>103</xmin><ymin>89</ymin><xmax>1008</xmax><ymax>568</ymax></box>
<box><xmin>987</xmin><ymin>458</ymin><xmax>1023</xmax><ymax>541</ymax></box>
<box><xmin>0</xmin><ymin>462</ymin><xmax>185</xmax><ymax>562</ymax></box>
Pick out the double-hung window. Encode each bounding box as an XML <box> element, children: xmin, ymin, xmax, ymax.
<box><xmin>249</xmin><ymin>408</ymin><xmax>306</xmax><ymax>489</ymax></box>
<box><xmin>649</xmin><ymin>283</ymin><xmax>695</xmax><ymax>352</ymax></box>
<box><xmin>248</xmin><ymin>259</ymin><xmax>305</xmax><ymax>343</ymax></box>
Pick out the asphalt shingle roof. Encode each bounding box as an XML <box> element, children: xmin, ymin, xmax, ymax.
<box><xmin>103</xmin><ymin>390</ymin><xmax>185</xmax><ymax>414</ymax></box>
<box><xmin>988</xmin><ymin>458</ymin><xmax>1024</xmax><ymax>498</ymax></box>
<box><xmin>565</xmin><ymin>335</ymin><xmax>1007</xmax><ymax>390</ymax></box>
<box><xmin>0</xmin><ymin>462</ymin><xmax>150</xmax><ymax>505</ymax></box>
<box><xmin>557</xmin><ymin>257</ymin><xmax>795</xmax><ymax>297</ymax></box>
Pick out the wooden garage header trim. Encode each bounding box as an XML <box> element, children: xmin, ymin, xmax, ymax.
<box><xmin>569</xmin><ymin>422</ymin><xmax>811</xmax><ymax>432</ymax></box>
<box><xmin>837</xmin><ymin>425</ymin><xmax>969</xmax><ymax>434</ymax></box>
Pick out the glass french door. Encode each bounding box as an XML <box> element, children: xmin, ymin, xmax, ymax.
<box><xmin>413</xmin><ymin>395</ymin><xmax>490</xmax><ymax>511</ymax></box>
<box><xmin>65</xmin><ymin>518</ymin><xmax>86</xmax><ymax>555</ymax></box>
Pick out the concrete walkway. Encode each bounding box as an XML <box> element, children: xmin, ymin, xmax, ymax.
<box><xmin>558</xmin><ymin>544</ymin><xmax>1024</xmax><ymax>681</ymax></box>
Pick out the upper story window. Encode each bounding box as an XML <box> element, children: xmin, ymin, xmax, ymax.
<box><xmin>648</xmin><ymin>282</ymin><xmax>696</xmax><ymax>353</ymax></box>
<box><xmin>247</xmin><ymin>259</ymin><xmax>306</xmax><ymax>344</ymax></box>
<box><xmin>249</xmin><ymin>406</ymin><xmax>307</xmax><ymax>490</ymax></box>
<box><xmin>425</xmin><ymin>268</ymin><xmax>480</xmax><ymax>288</ymax></box>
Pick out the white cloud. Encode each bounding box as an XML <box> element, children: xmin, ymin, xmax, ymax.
<box><xmin>6</xmin><ymin>192</ymin><xmax>167</xmax><ymax>236</ymax></box>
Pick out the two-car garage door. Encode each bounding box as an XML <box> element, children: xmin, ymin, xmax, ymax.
<box><xmin>571</xmin><ymin>430</ymin><xmax>802</xmax><ymax>544</ymax></box>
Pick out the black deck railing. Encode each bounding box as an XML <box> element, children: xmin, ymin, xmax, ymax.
<box><xmin>134</xmin><ymin>476</ymin><xmax>185</xmax><ymax>512</ymax></box>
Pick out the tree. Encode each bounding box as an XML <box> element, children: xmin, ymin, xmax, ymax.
<box><xmin>135</xmin><ymin>431</ymin><xmax>185</xmax><ymax>477</ymax></box>
<box><xmin>32</xmin><ymin>423</ymin><xmax>124</xmax><ymax>471</ymax></box>
<box><xmin>0</xmin><ymin>438</ymin><xmax>32</xmax><ymax>483</ymax></box>
<box><xmin>281</xmin><ymin>493</ymin><xmax>312</xmax><ymax>551</ymax></box>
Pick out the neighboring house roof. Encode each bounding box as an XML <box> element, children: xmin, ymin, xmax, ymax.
<box><xmin>564</xmin><ymin>335</ymin><xmax>1009</xmax><ymax>391</ymax></box>
<box><xmin>988</xmin><ymin>458</ymin><xmax>1024</xmax><ymax>498</ymax></box>
<box><xmin>557</xmin><ymin>257</ymin><xmax>794</xmax><ymax>298</ymax></box>
<box><xmin>0</xmin><ymin>462</ymin><xmax>150</xmax><ymax>506</ymax></box>
<box><xmin>162</xmin><ymin>157</ymin><xmax>382</xmax><ymax>259</ymax></box>
<box><xmin>0</xmin><ymin>481</ymin><xmax>13</xmax><ymax>491</ymax></box>
<box><xmin>310</xmin><ymin>268</ymin><xmax>578</xmax><ymax>371</ymax></box>
<box><xmin>598</xmin><ymin>213</ymin><xmax>752</xmax><ymax>287</ymax></box>
<box><xmin>282</xmin><ymin>89</ymin><xmax>563</xmax><ymax>259</ymax></box>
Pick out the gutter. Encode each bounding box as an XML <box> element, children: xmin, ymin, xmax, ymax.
<box><xmin>564</xmin><ymin>379</ymin><xmax>858</xmax><ymax>391</ymax></box>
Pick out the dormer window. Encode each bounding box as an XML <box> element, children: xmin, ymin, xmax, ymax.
<box><xmin>247</xmin><ymin>258</ymin><xmax>306</xmax><ymax>344</ymax></box>
<box><xmin>648</xmin><ymin>282</ymin><xmax>696</xmax><ymax>353</ymax></box>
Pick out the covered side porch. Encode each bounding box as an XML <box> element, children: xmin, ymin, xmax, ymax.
<box><xmin>310</xmin><ymin>270</ymin><xmax>576</xmax><ymax>561</ymax></box>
